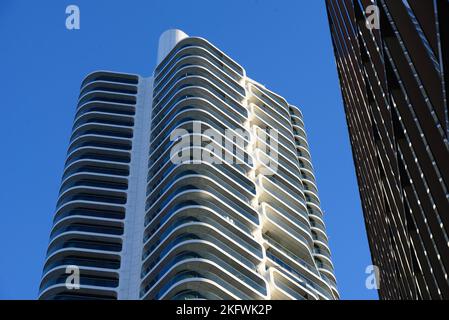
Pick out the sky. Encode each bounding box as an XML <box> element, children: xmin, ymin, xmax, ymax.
<box><xmin>0</xmin><ymin>0</ymin><xmax>378</xmax><ymax>300</ymax></box>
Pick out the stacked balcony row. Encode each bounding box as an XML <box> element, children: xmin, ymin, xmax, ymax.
<box><xmin>39</xmin><ymin>71</ymin><xmax>139</xmax><ymax>300</ymax></box>
<box><xmin>140</xmin><ymin>38</ymin><xmax>267</xmax><ymax>300</ymax></box>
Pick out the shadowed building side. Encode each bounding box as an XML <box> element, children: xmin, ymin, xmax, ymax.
<box><xmin>325</xmin><ymin>0</ymin><xmax>449</xmax><ymax>299</ymax></box>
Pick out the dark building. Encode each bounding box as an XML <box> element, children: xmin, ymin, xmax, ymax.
<box><xmin>325</xmin><ymin>0</ymin><xmax>449</xmax><ymax>299</ymax></box>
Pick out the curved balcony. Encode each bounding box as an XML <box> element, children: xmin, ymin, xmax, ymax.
<box><xmin>56</xmin><ymin>184</ymin><xmax>127</xmax><ymax>208</ymax></box>
<box><xmin>265</xmin><ymin>250</ymin><xmax>333</xmax><ymax>300</ymax></box>
<box><xmin>46</xmin><ymin>231</ymin><xmax>122</xmax><ymax>258</ymax></box>
<box><xmin>155</xmin><ymin>37</ymin><xmax>244</xmax><ymax>80</ymax></box>
<box><xmin>263</xmin><ymin>232</ymin><xmax>315</xmax><ymax>271</ymax></box>
<box><xmin>143</xmin><ymin>207</ymin><xmax>260</xmax><ymax>257</ymax></box>
<box><xmin>72</xmin><ymin>110</ymin><xmax>134</xmax><ymax>139</ymax></box>
<box><xmin>73</xmin><ymin>111</ymin><xmax>134</xmax><ymax>132</ymax></box>
<box><xmin>62</xmin><ymin>158</ymin><xmax>129</xmax><ymax>181</ymax></box>
<box><xmin>77</xmin><ymin>90</ymin><xmax>136</xmax><ymax>109</ymax></box>
<box><xmin>250</xmin><ymin>103</ymin><xmax>295</xmax><ymax>142</ymax></box>
<box><xmin>150</xmin><ymin>117</ymin><xmax>250</xmax><ymax>159</ymax></box>
<box><xmin>269</xmin><ymin>269</ymin><xmax>316</xmax><ymax>300</ymax></box>
<box><xmin>302</xmin><ymin>179</ymin><xmax>319</xmax><ymax>197</ymax></box>
<box><xmin>254</xmin><ymin>131</ymin><xmax>301</xmax><ymax>172</ymax></box>
<box><xmin>59</xmin><ymin>171</ymin><xmax>128</xmax><ymax>196</ymax></box>
<box><xmin>148</xmin><ymin>145</ymin><xmax>253</xmax><ymax>192</ymax></box>
<box><xmin>80</xmin><ymin>80</ymin><xmax>137</xmax><ymax>100</ymax></box>
<box><xmin>67</xmin><ymin>135</ymin><xmax>132</xmax><ymax>157</ymax></box>
<box><xmin>52</xmin><ymin>199</ymin><xmax>125</xmax><ymax>225</ymax></box>
<box><xmin>152</xmin><ymin>75</ymin><xmax>246</xmax><ymax>119</ymax></box>
<box><xmin>289</xmin><ymin>104</ymin><xmax>303</xmax><ymax>116</ymax></box>
<box><xmin>296</xmin><ymin>145</ymin><xmax>312</xmax><ymax>163</ymax></box>
<box><xmin>143</xmin><ymin>259</ymin><xmax>265</xmax><ymax>300</ymax></box>
<box><xmin>81</xmin><ymin>71</ymin><xmax>138</xmax><ymax>89</ymax></box>
<box><xmin>151</xmin><ymin>102</ymin><xmax>248</xmax><ymax>140</ymax></box>
<box><xmin>39</xmin><ymin>283</ymin><xmax>118</xmax><ymax>300</ymax></box>
<box><xmin>141</xmin><ymin>240</ymin><xmax>267</xmax><ymax>300</ymax></box>
<box><xmin>150</xmin><ymin>119</ymin><xmax>251</xmax><ymax>159</ymax></box>
<box><xmin>315</xmin><ymin>257</ymin><xmax>335</xmax><ymax>278</ymax></box>
<box><xmin>145</xmin><ymin>186</ymin><xmax>258</xmax><ymax>234</ymax></box>
<box><xmin>320</xmin><ymin>266</ymin><xmax>338</xmax><ymax>288</ymax></box>
<box><xmin>298</xmin><ymin>155</ymin><xmax>314</xmax><ymax>173</ymax></box>
<box><xmin>39</xmin><ymin>70</ymin><xmax>138</xmax><ymax>300</ymax></box>
<box><xmin>262</xmin><ymin>201</ymin><xmax>311</xmax><ymax>236</ymax></box>
<box><xmin>262</xmin><ymin>205</ymin><xmax>313</xmax><ymax>246</ymax></box>
<box><xmin>292</xmin><ymin>124</ymin><xmax>307</xmax><ymax>140</ymax></box>
<box><xmin>49</xmin><ymin>213</ymin><xmax>123</xmax><ymax>240</ymax></box>
<box><xmin>258</xmin><ymin>175</ymin><xmax>308</xmax><ymax>215</ymax></box>
<box><xmin>304</xmin><ymin>190</ymin><xmax>321</xmax><ymax>208</ymax></box>
<box><xmin>250</xmin><ymin>82</ymin><xmax>290</xmax><ymax>113</ymax></box>
<box><xmin>311</xmin><ymin>228</ymin><xmax>330</xmax><ymax>246</ymax></box>
<box><xmin>70</xmin><ymin>123</ymin><xmax>133</xmax><ymax>145</ymax></box>
<box><xmin>301</xmin><ymin>169</ymin><xmax>317</xmax><ymax>186</ymax></box>
<box><xmin>141</xmin><ymin>227</ymin><xmax>265</xmax><ymax>298</ymax></box>
<box><xmin>154</xmin><ymin>55</ymin><xmax>244</xmax><ymax>96</ymax></box>
<box><xmin>289</xmin><ymin>112</ymin><xmax>304</xmax><ymax>126</ymax></box>
<box><xmin>255</xmin><ymin>150</ymin><xmax>305</xmax><ymax>195</ymax></box>
<box><xmin>310</xmin><ymin>216</ymin><xmax>328</xmax><ymax>235</ymax></box>
<box><xmin>294</xmin><ymin>134</ymin><xmax>310</xmax><ymax>151</ymax></box>
<box><xmin>154</xmin><ymin>64</ymin><xmax>245</xmax><ymax>103</ymax></box>
<box><xmin>144</xmin><ymin>205</ymin><xmax>257</xmax><ymax>252</ymax></box>
<box><xmin>146</xmin><ymin>170</ymin><xmax>255</xmax><ymax>218</ymax></box>
<box><xmin>142</xmin><ymin>221</ymin><xmax>262</xmax><ymax>268</ymax></box>
<box><xmin>40</xmin><ymin>248</ymin><xmax>122</xmax><ymax>300</ymax></box>
<box><xmin>65</xmin><ymin>146</ymin><xmax>131</xmax><ymax>169</ymax></box>
<box><xmin>141</xmin><ymin>238</ymin><xmax>260</xmax><ymax>283</ymax></box>
<box><xmin>42</xmin><ymin>247</ymin><xmax>121</xmax><ymax>276</ymax></box>
<box><xmin>151</xmin><ymin>98</ymin><xmax>248</xmax><ymax>140</ymax></box>
<box><xmin>313</xmin><ymin>247</ymin><xmax>334</xmax><ymax>267</ymax></box>
<box><xmin>75</xmin><ymin>101</ymin><xmax>135</xmax><ymax>120</ymax></box>
<box><xmin>250</xmin><ymin>112</ymin><xmax>297</xmax><ymax>156</ymax></box>
<box><xmin>147</xmin><ymin>162</ymin><xmax>254</xmax><ymax>211</ymax></box>
<box><xmin>40</xmin><ymin>264</ymin><xmax>119</xmax><ymax>296</ymax></box>
<box><xmin>248</xmin><ymin>84</ymin><xmax>291</xmax><ymax>121</ymax></box>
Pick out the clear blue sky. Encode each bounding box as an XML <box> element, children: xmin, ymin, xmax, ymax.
<box><xmin>0</xmin><ymin>0</ymin><xmax>378</xmax><ymax>300</ymax></box>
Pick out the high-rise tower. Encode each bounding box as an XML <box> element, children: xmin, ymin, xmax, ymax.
<box><xmin>326</xmin><ymin>0</ymin><xmax>449</xmax><ymax>299</ymax></box>
<box><xmin>39</xmin><ymin>29</ymin><xmax>338</xmax><ymax>300</ymax></box>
